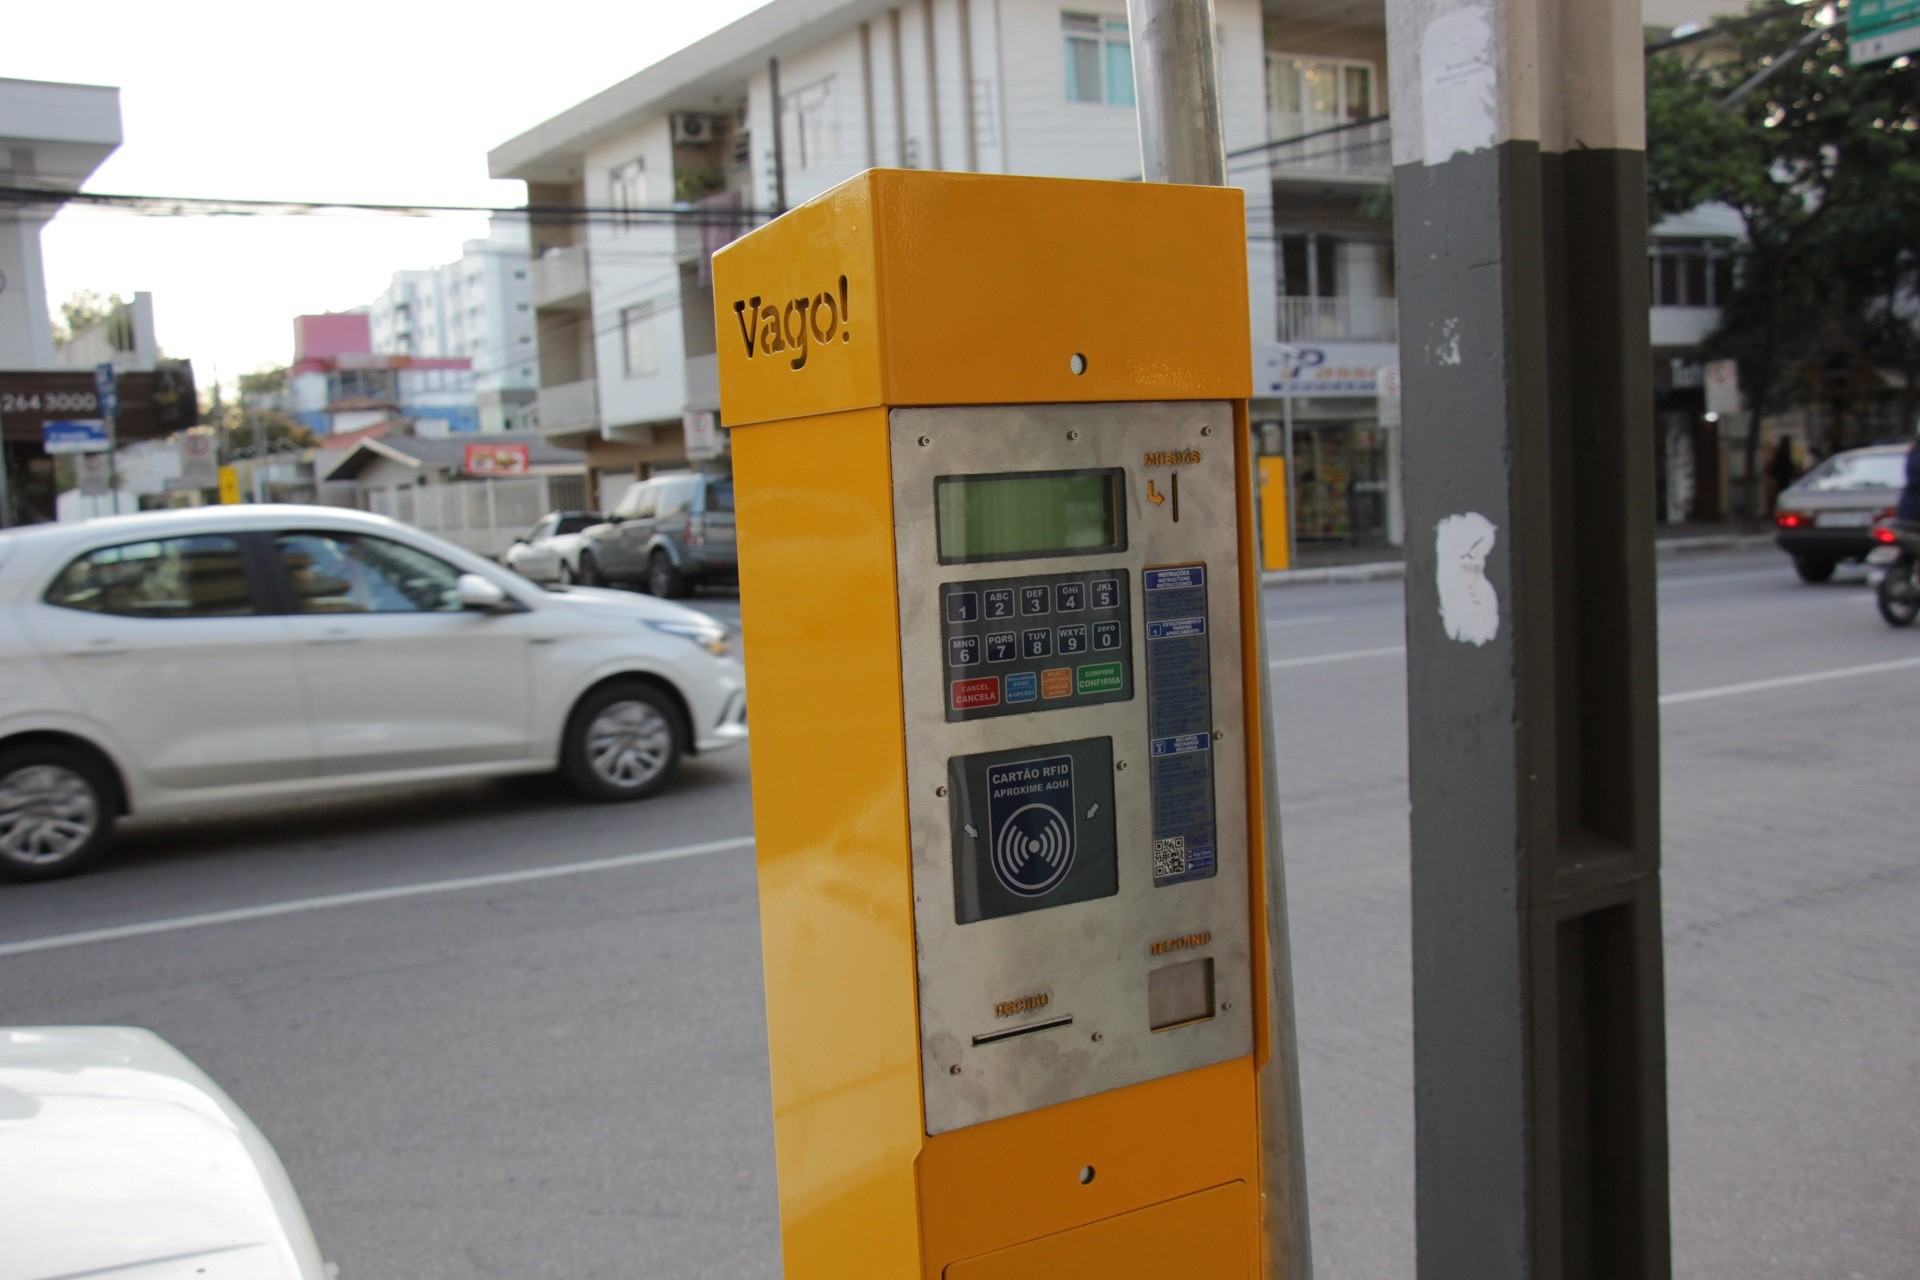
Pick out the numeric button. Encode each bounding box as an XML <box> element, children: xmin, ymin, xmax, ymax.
<box><xmin>1022</xmin><ymin>627</ymin><xmax>1053</xmax><ymax>659</ymax></box>
<box><xmin>948</xmin><ymin>636</ymin><xmax>980</xmax><ymax>667</ymax></box>
<box><xmin>1020</xmin><ymin>586</ymin><xmax>1050</xmax><ymax>616</ymax></box>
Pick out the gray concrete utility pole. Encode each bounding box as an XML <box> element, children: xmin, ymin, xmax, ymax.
<box><xmin>1126</xmin><ymin>2</ymin><xmax>1311</xmax><ymax>1275</ymax></box>
<box><xmin>1384</xmin><ymin>0</ymin><xmax>1673</xmax><ymax>1276</ymax></box>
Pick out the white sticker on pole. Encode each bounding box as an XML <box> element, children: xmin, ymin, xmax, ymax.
<box><xmin>1421</xmin><ymin>6</ymin><xmax>1497</xmax><ymax>166</ymax></box>
<box><xmin>1436</xmin><ymin>512</ymin><xmax>1499</xmax><ymax>646</ymax></box>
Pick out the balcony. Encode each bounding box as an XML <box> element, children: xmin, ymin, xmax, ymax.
<box><xmin>1278</xmin><ymin>296</ymin><xmax>1398</xmax><ymax>344</ymax></box>
<box><xmin>532</xmin><ymin>245</ymin><xmax>589</xmax><ymax>312</ymax></box>
<box><xmin>1266</xmin><ymin>115</ymin><xmax>1392</xmax><ymax>184</ymax></box>
<box><xmin>535</xmin><ymin>378</ymin><xmax>599</xmax><ymax>440</ymax></box>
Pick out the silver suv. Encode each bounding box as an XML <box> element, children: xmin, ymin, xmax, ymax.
<box><xmin>577</xmin><ymin>472</ymin><xmax>737</xmax><ymax>597</ymax></box>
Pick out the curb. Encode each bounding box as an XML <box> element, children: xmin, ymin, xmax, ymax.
<box><xmin>1260</xmin><ymin>532</ymin><xmax>1775</xmax><ymax>587</ymax></box>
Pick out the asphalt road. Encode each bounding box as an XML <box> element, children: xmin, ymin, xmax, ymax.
<box><xmin>4</xmin><ymin>552</ymin><xmax>1916</xmax><ymax>1279</ymax></box>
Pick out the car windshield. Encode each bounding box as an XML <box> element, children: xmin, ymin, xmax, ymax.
<box><xmin>554</xmin><ymin>515</ymin><xmax>601</xmax><ymax>535</ymax></box>
<box><xmin>1797</xmin><ymin>451</ymin><xmax>1908</xmax><ymax>492</ymax></box>
<box><xmin>705</xmin><ymin>480</ymin><xmax>734</xmax><ymax>512</ymax></box>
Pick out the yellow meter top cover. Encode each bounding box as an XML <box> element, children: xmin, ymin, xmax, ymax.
<box><xmin>711</xmin><ymin>170</ymin><xmax>1253</xmax><ymax>428</ymax></box>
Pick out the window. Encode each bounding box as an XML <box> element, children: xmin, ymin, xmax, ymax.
<box><xmin>613</xmin><ymin>482</ymin><xmax>658</xmax><ymax>519</ymax></box>
<box><xmin>1063</xmin><ymin>13</ymin><xmax>1134</xmax><ymax>106</ymax></box>
<box><xmin>45</xmin><ymin>535</ymin><xmax>254</xmax><ymax>618</ymax></box>
<box><xmin>621</xmin><ymin>303</ymin><xmax>658</xmax><ymax>377</ymax></box>
<box><xmin>1267</xmin><ymin>55</ymin><xmax>1376</xmax><ymax>125</ymax></box>
<box><xmin>654</xmin><ymin>477</ymin><xmax>698</xmax><ymax>517</ymax></box>
<box><xmin>609</xmin><ymin>158</ymin><xmax>647</xmax><ymax>231</ymax></box>
<box><xmin>276</xmin><ymin>533</ymin><xmax>463</xmax><ymax>614</ymax></box>
<box><xmin>513</xmin><ymin>269</ymin><xmax>527</xmax><ymax>280</ymax></box>
<box><xmin>554</xmin><ymin>515</ymin><xmax>601</xmax><ymax>535</ymax></box>
<box><xmin>515</xmin><ymin>302</ymin><xmax>529</xmax><ymax>312</ymax></box>
<box><xmin>703</xmin><ymin>479</ymin><xmax>734</xmax><ymax>513</ymax></box>
<box><xmin>1799</xmin><ymin>452</ymin><xmax>1909</xmax><ymax>492</ymax></box>
<box><xmin>1649</xmin><ymin>240</ymin><xmax>1737</xmax><ymax>307</ymax></box>
<box><xmin>781</xmin><ymin>78</ymin><xmax>841</xmax><ymax>169</ymax></box>
<box><xmin>526</xmin><ymin>518</ymin><xmax>555</xmax><ymax>542</ymax></box>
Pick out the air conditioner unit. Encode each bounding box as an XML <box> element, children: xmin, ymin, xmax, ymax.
<box><xmin>672</xmin><ymin>114</ymin><xmax>715</xmax><ymax>145</ymax></box>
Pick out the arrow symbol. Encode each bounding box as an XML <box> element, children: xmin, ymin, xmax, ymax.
<box><xmin>1086</xmin><ymin>803</ymin><xmax>1100</xmax><ymax>819</ymax></box>
<box><xmin>964</xmin><ymin>823</ymin><xmax>978</xmax><ymax>839</ymax></box>
<box><xmin>1147</xmin><ymin>480</ymin><xmax>1166</xmax><ymax>507</ymax></box>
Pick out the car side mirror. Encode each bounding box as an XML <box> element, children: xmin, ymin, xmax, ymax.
<box><xmin>456</xmin><ymin>573</ymin><xmax>512</xmax><ymax>612</ymax></box>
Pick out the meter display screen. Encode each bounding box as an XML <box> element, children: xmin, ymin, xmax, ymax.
<box><xmin>935</xmin><ymin>469</ymin><xmax>1125</xmax><ymax>564</ymax></box>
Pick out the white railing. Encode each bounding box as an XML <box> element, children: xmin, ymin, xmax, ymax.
<box><xmin>535</xmin><ymin>378</ymin><xmax>599</xmax><ymax>437</ymax></box>
<box><xmin>1278</xmin><ymin>296</ymin><xmax>1399</xmax><ymax>343</ymax></box>
<box><xmin>363</xmin><ymin>474</ymin><xmax>590</xmax><ymax>558</ymax></box>
<box><xmin>531</xmin><ymin>245</ymin><xmax>589</xmax><ymax>310</ymax></box>
<box><xmin>1266</xmin><ymin>115</ymin><xmax>1392</xmax><ymax>181</ymax></box>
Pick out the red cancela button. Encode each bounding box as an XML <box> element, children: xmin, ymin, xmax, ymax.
<box><xmin>951</xmin><ymin>676</ymin><xmax>1001</xmax><ymax>710</ymax></box>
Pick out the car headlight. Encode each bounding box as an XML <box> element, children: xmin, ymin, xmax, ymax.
<box><xmin>646</xmin><ymin>619</ymin><xmax>732</xmax><ymax>656</ymax></box>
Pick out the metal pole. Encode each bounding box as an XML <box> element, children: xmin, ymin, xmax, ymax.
<box><xmin>1127</xmin><ymin>3</ymin><xmax>1310</xmax><ymax>1276</ymax></box>
<box><xmin>0</xmin><ymin>430</ymin><xmax>13</xmax><ymax>529</ymax></box>
<box><xmin>1386</xmin><ymin>0</ymin><xmax>1670</xmax><ymax>1275</ymax></box>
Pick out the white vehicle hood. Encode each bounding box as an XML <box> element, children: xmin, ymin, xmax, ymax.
<box><xmin>0</xmin><ymin>1027</ymin><xmax>327</xmax><ymax>1280</ymax></box>
<box><xmin>535</xmin><ymin>584</ymin><xmax>721</xmax><ymax>628</ymax></box>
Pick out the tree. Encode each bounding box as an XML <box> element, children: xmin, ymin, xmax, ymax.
<box><xmin>52</xmin><ymin>290</ymin><xmax>133</xmax><ymax>347</ymax></box>
<box><xmin>1646</xmin><ymin>1</ymin><xmax>1920</xmax><ymax>511</ymax></box>
<box><xmin>201</xmin><ymin>367</ymin><xmax>316</xmax><ymax>459</ymax></box>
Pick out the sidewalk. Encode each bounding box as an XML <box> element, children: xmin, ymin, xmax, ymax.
<box><xmin>1264</xmin><ymin>524</ymin><xmax>1777</xmax><ymax>587</ymax></box>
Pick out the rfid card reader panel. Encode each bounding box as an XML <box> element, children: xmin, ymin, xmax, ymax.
<box><xmin>893</xmin><ymin>401</ymin><xmax>1253</xmax><ymax>1135</ymax></box>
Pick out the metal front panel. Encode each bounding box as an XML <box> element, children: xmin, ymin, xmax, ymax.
<box><xmin>892</xmin><ymin>402</ymin><xmax>1253</xmax><ymax>1134</ymax></box>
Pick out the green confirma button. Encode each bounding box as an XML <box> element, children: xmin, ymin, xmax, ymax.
<box><xmin>1077</xmin><ymin>662</ymin><xmax>1125</xmax><ymax>695</ymax></box>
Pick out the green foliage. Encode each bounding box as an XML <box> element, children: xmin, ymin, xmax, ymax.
<box><xmin>52</xmin><ymin>290</ymin><xmax>133</xmax><ymax>348</ymax></box>
<box><xmin>1646</xmin><ymin>0</ymin><xmax>1920</xmax><ymax>488</ymax></box>
<box><xmin>201</xmin><ymin>367</ymin><xmax>316</xmax><ymax>459</ymax></box>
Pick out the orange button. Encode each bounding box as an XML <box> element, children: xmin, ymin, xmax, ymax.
<box><xmin>1041</xmin><ymin>667</ymin><xmax>1073</xmax><ymax>699</ymax></box>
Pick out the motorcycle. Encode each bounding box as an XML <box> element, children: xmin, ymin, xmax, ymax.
<box><xmin>1869</xmin><ymin>519</ymin><xmax>1920</xmax><ymax>627</ymax></box>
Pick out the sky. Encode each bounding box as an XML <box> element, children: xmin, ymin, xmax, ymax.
<box><xmin>5</xmin><ymin>0</ymin><xmax>769</xmax><ymax>393</ymax></box>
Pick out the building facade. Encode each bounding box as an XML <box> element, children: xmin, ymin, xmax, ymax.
<box><xmin>492</xmin><ymin>0</ymin><xmax>1746</xmax><ymax>533</ymax></box>
<box><xmin>364</xmin><ymin>218</ymin><xmax>538</xmax><ymax>433</ymax></box>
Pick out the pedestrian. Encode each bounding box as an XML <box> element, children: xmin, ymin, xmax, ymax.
<box><xmin>1896</xmin><ymin>437</ymin><xmax>1920</xmax><ymax>530</ymax></box>
<box><xmin>1766</xmin><ymin>435</ymin><xmax>1800</xmax><ymax>513</ymax></box>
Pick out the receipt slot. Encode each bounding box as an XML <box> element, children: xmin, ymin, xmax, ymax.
<box><xmin>714</xmin><ymin>171</ymin><xmax>1282</xmax><ymax>1279</ymax></box>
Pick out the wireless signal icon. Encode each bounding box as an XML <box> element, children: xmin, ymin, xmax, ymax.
<box><xmin>992</xmin><ymin>803</ymin><xmax>1075</xmax><ymax>897</ymax></box>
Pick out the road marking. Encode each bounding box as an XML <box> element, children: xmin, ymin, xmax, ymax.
<box><xmin>1659</xmin><ymin>655</ymin><xmax>1920</xmax><ymax>706</ymax></box>
<box><xmin>0</xmin><ymin>835</ymin><xmax>756</xmax><ymax>960</ymax></box>
<box><xmin>1658</xmin><ymin>568</ymin><xmax>1794</xmax><ymax>589</ymax></box>
<box><xmin>1269</xmin><ymin>644</ymin><xmax>1406</xmax><ymax>670</ymax></box>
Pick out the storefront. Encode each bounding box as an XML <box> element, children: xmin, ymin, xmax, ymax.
<box><xmin>1252</xmin><ymin>340</ymin><xmax>1401</xmax><ymax>548</ymax></box>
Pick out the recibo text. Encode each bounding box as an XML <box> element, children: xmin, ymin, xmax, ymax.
<box><xmin>994</xmin><ymin>992</ymin><xmax>1051</xmax><ymax>1019</ymax></box>
<box><xmin>1148</xmin><ymin>930</ymin><xmax>1212</xmax><ymax>956</ymax></box>
<box><xmin>731</xmin><ymin>275</ymin><xmax>851</xmax><ymax>371</ymax></box>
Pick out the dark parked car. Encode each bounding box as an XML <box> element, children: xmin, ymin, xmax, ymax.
<box><xmin>577</xmin><ymin>472</ymin><xmax>737</xmax><ymax>597</ymax></box>
<box><xmin>1774</xmin><ymin>444</ymin><xmax>1911</xmax><ymax>582</ymax></box>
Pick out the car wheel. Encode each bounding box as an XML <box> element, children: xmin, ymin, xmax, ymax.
<box><xmin>0</xmin><ymin>745</ymin><xmax>116</xmax><ymax>882</ymax></box>
<box><xmin>562</xmin><ymin>683</ymin><xmax>685</xmax><ymax>802</ymax></box>
<box><xmin>1793</xmin><ymin>555</ymin><xmax>1837</xmax><ymax>584</ymax></box>
<box><xmin>649</xmin><ymin>551</ymin><xmax>686</xmax><ymax>599</ymax></box>
<box><xmin>577</xmin><ymin>551</ymin><xmax>604</xmax><ymax>587</ymax></box>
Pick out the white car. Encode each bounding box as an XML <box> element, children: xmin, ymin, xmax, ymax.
<box><xmin>0</xmin><ymin>1026</ymin><xmax>328</xmax><ymax>1280</ymax></box>
<box><xmin>501</xmin><ymin>509</ymin><xmax>605</xmax><ymax>584</ymax></box>
<box><xmin>0</xmin><ymin>505</ymin><xmax>747</xmax><ymax>881</ymax></box>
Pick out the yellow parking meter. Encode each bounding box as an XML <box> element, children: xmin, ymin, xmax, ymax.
<box><xmin>714</xmin><ymin>170</ymin><xmax>1274</xmax><ymax>1279</ymax></box>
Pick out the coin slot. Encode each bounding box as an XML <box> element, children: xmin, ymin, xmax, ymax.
<box><xmin>1147</xmin><ymin>956</ymin><xmax>1215</xmax><ymax>1031</ymax></box>
<box><xmin>972</xmin><ymin>1015</ymin><xmax>1074</xmax><ymax>1046</ymax></box>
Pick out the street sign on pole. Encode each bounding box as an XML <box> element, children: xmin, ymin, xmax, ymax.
<box><xmin>683</xmin><ymin>409</ymin><xmax>722</xmax><ymax>461</ymax></box>
<box><xmin>75</xmin><ymin>451</ymin><xmax>111</xmax><ymax>497</ymax></box>
<box><xmin>1850</xmin><ymin>0</ymin><xmax>1920</xmax><ymax>63</ymax></box>
<box><xmin>1377</xmin><ymin>363</ymin><xmax>1403</xmax><ymax>428</ymax></box>
<box><xmin>218</xmin><ymin>465</ymin><xmax>242</xmax><ymax>505</ymax></box>
<box><xmin>42</xmin><ymin>420</ymin><xmax>110</xmax><ymax>455</ymax></box>
<box><xmin>179</xmin><ymin>431</ymin><xmax>219</xmax><ymax>489</ymax></box>
<box><xmin>91</xmin><ymin>364</ymin><xmax>119</xmax><ymax>420</ymax></box>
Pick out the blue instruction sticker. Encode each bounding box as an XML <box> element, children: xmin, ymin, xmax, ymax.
<box><xmin>1143</xmin><ymin>562</ymin><xmax>1217</xmax><ymax>886</ymax></box>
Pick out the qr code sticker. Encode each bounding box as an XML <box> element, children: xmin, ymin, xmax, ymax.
<box><xmin>1154</xmin><ymin>836</ymin><xmax>1188</xmax><ymax>879</ymax></box>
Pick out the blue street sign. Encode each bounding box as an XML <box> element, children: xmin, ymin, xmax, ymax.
<box><xmin>43</xmin><ymin>420</ymin><xmax>111</xmax><ymax>454</ymax></box>
<box><xmin>92</xmin><ymin>363</ymin><xmax>118</xmax><ymax>419</ymax></box>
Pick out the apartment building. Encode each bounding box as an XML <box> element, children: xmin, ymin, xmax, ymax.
<box><xmin>492</xmin><ymin>0</ymin><xmax>1745</xmax><ymax>533</ymax></box>
<box><xmin>364</xmin><ymin>219</ymin><xmax>539</xmax><ymax>433</ymax></box>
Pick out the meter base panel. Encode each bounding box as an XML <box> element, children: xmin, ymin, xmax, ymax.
<box><xmin>893</xmin><ymin>402</ymin><xmax>1254</xmax><ymax>1138</ymax></box>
